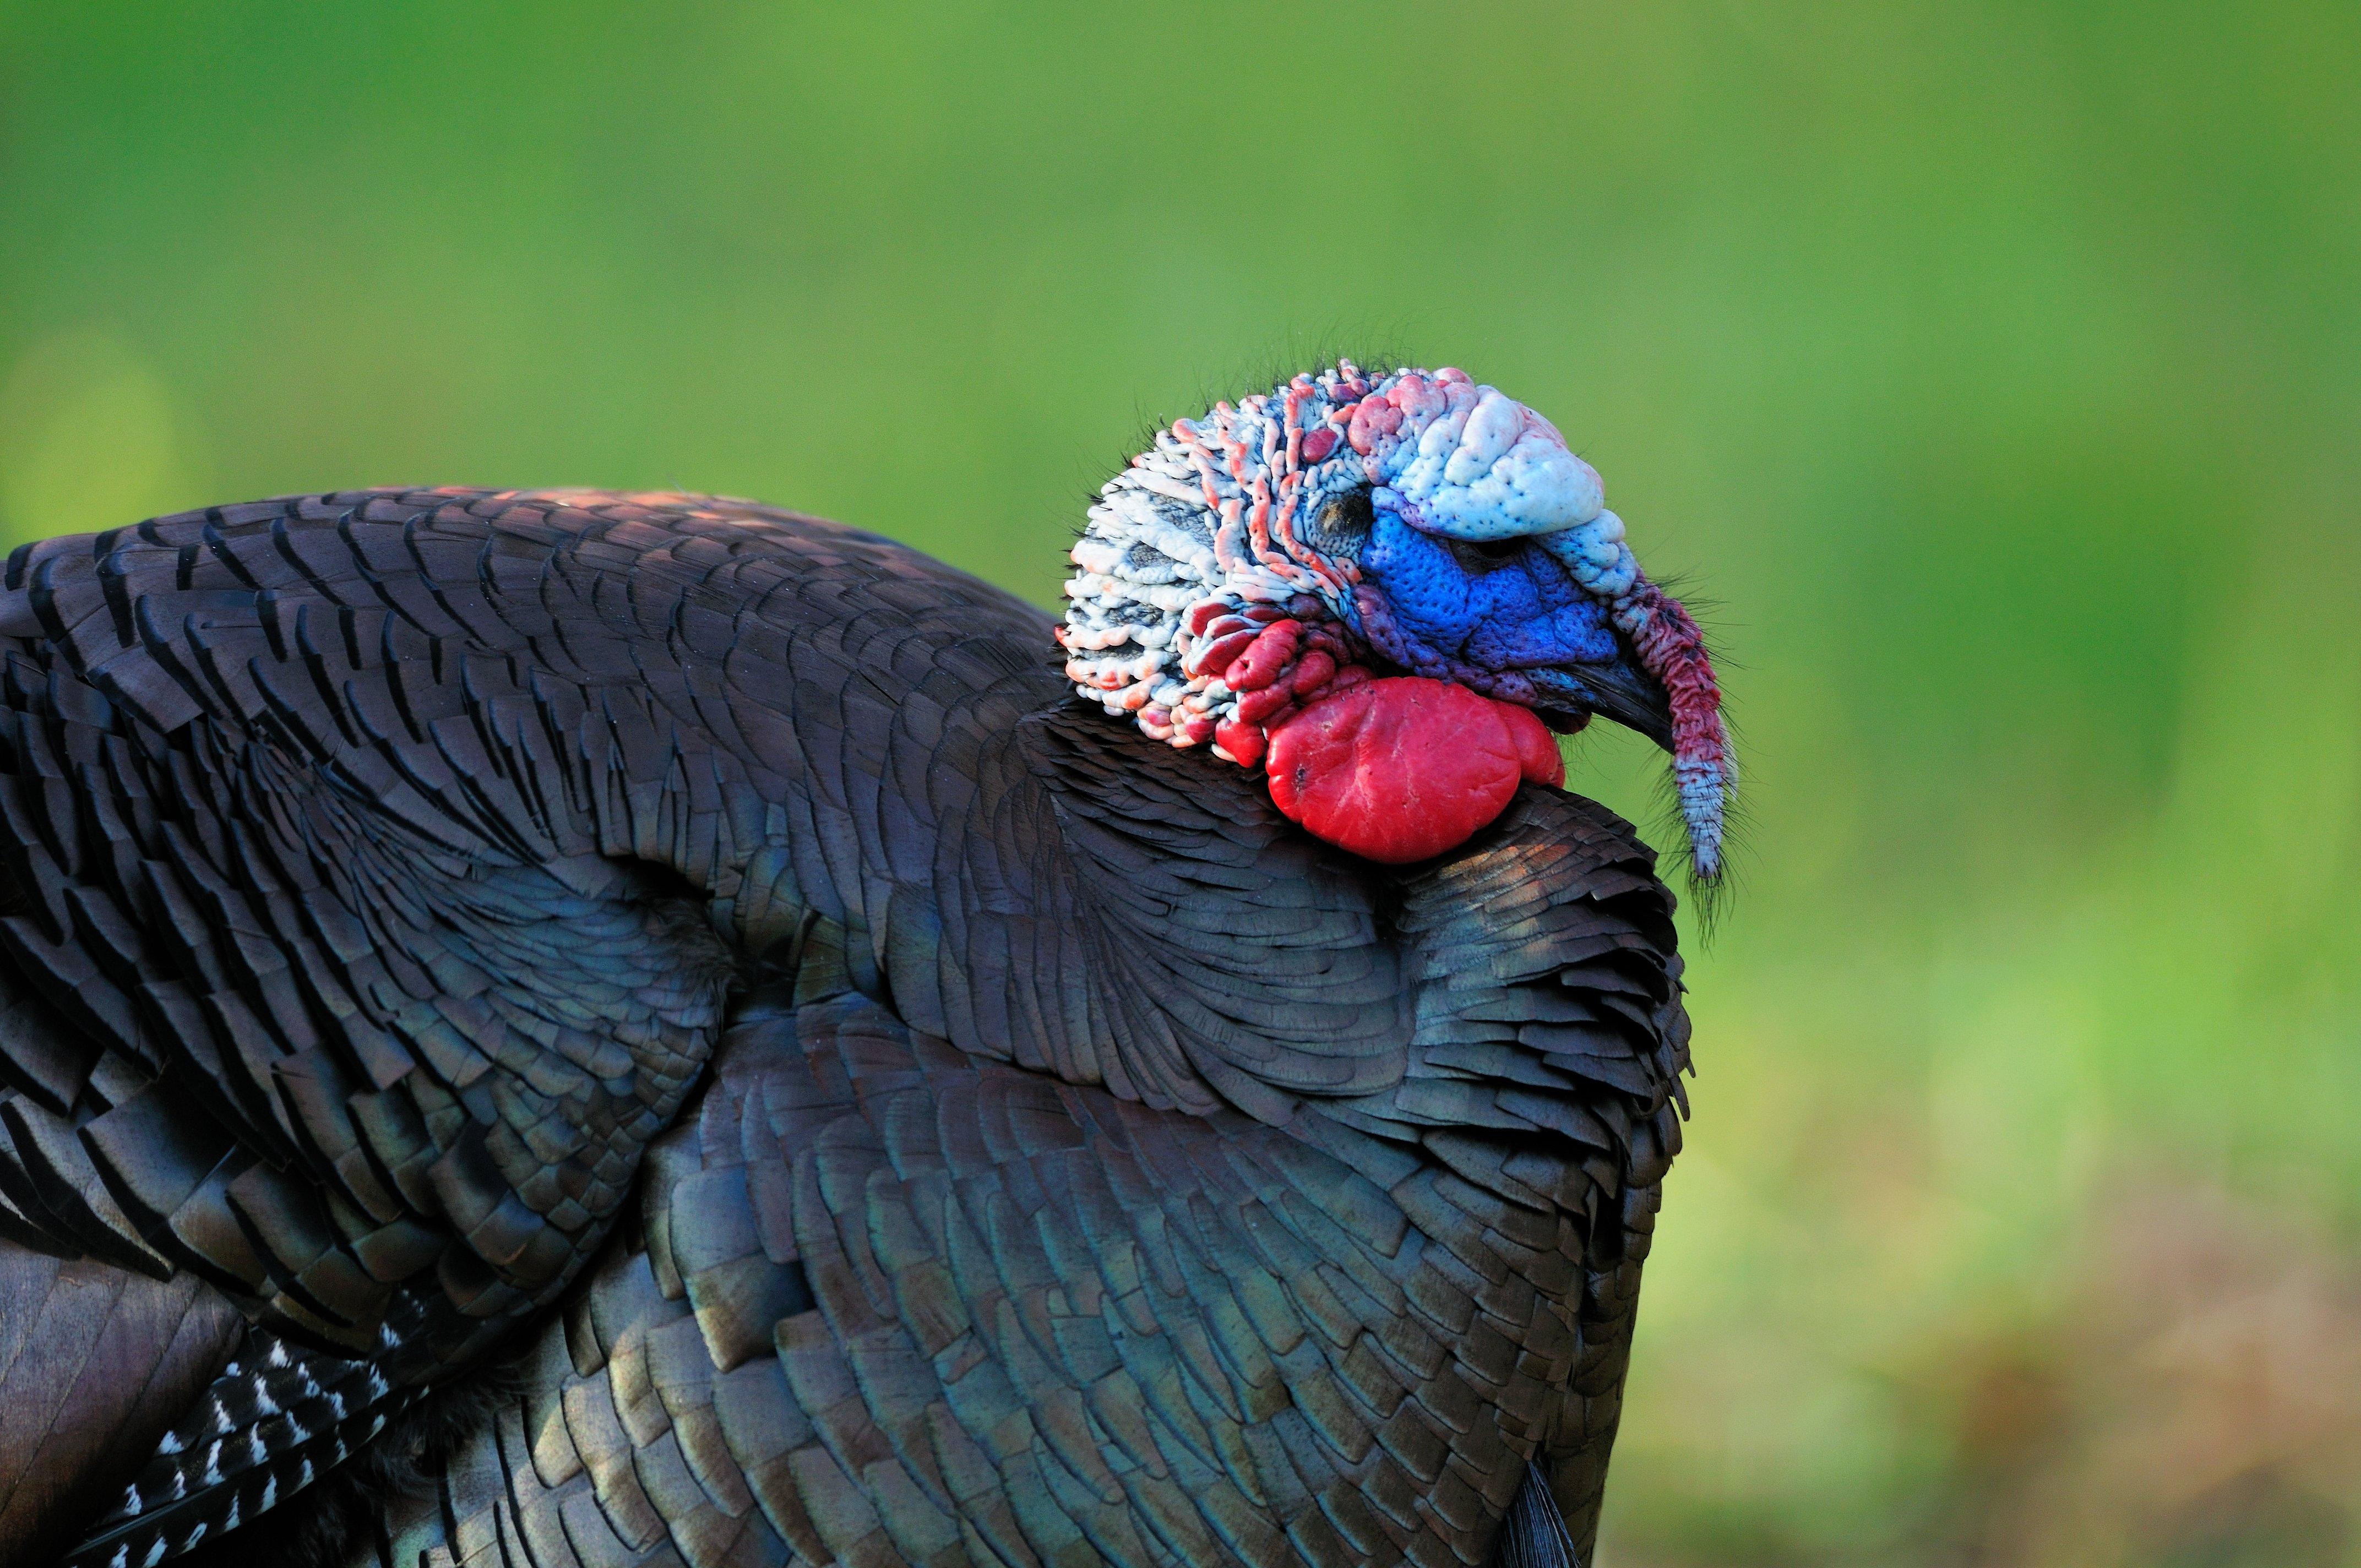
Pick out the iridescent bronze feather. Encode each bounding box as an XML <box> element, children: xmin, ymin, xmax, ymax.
<box><xmin>0</xmin><ymin>489</ymin><xmax>1690</xmax><ymax>1568</ymax></box>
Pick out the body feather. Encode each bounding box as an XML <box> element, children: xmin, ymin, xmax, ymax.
<box><xmin>0</xmin><ymin>491</ymin><xmax>1688</xmax><ymax>1567</ymax></box>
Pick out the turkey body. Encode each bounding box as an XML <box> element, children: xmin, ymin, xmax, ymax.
<box><xmin>0</xmin><ymin>491</ymin><xmax>1689</xmax><ymax>1568</ymax></box>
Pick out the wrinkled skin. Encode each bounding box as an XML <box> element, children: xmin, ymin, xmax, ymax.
<box><xmin>1063</xmin><ymin>360</ymin><xmax>1732</xmax><ymax>874</ymax></box>
<box><xmin>1362</xmin><ymin>509</ymin><xmax>1620</xmax><ymax>672</ymax></box>
<box><xmin>1355</xmin><ymin>505</ymin><xmax>1672</xmax><ymax>741</ymax></box>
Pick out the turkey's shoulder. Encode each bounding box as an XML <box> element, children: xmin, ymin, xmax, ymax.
<box><xmin>0</xmin><ymin>486</ymin><xmax>1059</xmax><ymax>725</ymax></box>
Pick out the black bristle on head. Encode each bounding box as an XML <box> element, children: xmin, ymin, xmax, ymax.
<box><xmin>1217</xmin><ymin>335</ymin><xmax>1411</xmax><ymax>426</ymax></box>
<box><xmin>1109</xmin><ymin>336</ymin><xmax>1416</xmax><ymax>491</ymax></box>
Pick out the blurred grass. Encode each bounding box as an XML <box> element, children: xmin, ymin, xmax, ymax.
<box><xmin>3</xmin><ymin>3</ymin><xmax>2357</xmax><ymax>1562</ymax></box>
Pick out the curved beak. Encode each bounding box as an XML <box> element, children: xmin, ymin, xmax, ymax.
<box><xmin>1526</xmin><ymin>578</ymin><xmax>1733</xmax><ymax>885</ymax></box>
<box><xmin>1543</xmin><ymin>649</ymin><xmax>1675</xmax><ymax>749</ymax></box>
<box><xmin>1525</xmin><ymin>639</ymin><xmax>1675</xmax><ymax>749</ymax></box>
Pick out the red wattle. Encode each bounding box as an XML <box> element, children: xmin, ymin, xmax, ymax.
<box><xmin>1264</xmin><ymin>678</ymin><xmax>1523</xmax><ymax>864</ymax></box>
<box><xmin>1235</xmin><ymin>684</ymin><xmax>1294</xmax><ymax>725</ymax></box>
<box><xmin>1191</xmin><ymin>629</ymin><xmax>1258</xmax><ymax>679</ymax></box>
<box><xmin>1492</xmin><ymin>700</ymin><xmax>1565</xmax><ymax>787</ymax></box>
<box><xmin>1213</xmin><ymin>717</ymin><xmax>1266</xmax><ymax>767</ymax></box>
<box><xmin>1286</xmin><ymin>650</ymin><xmax>1337</xmax><ymax>699</ymax></box>
<box><xmin>1225</xmin><ymin>620</ymin><xmax>1301</xmax><ymax>692</ymax></box>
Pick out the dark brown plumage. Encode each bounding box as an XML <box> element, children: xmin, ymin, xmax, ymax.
<box><xmin>0</xmin><ymin>490</ymin><xmax>1688</xmax><ymax>1568</ymax></box>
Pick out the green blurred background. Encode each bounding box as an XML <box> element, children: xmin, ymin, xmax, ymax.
<box><xmin>3</xmin><ymin>3</ymin><xmax>2356</xmax><ymax>1563</ymax></box>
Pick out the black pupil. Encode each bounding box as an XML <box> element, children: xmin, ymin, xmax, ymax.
<box><xmin>1316</xmin><ymin>489</ymin><xmax>1375</xmax><ymax>553</ymax></box>
<box><xmin>1451</xmin><ymin>536</ymin><xmax>1523</xmax><ymax>568</ymax></box>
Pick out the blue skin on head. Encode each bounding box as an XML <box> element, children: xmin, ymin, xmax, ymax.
<box><xmin>1354</xmin><ymin>504</ymin><xmax>1622</xmax><ymax>697</ymax></box>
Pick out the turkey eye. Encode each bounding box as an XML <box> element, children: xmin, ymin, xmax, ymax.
<box><xmin>1315</xmin><ymin>488</ymin><xmax>1374</xmax><ymax>554</ymax></box>
<box><xmin>1448</xmin><ymin>536</ymin><xmax>1523</xmax><ymax>570</ymax></box>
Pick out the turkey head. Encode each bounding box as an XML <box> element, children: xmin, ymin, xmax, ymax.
<box><xmin>1060</xmin><ymin>361</ymin><xmax>1733</xmax><ymax>877</ymax></box>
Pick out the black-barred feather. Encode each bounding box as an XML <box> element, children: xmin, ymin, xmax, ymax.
<box><xmin>62</xmin><ymin>1322</ymin><xmax>420</xmax><ymax>1568</ymax></box>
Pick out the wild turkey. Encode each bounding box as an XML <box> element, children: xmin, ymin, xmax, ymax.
<box><xmin>0</xmin><ymin>361</ymin><xmax>1727</xmax><ymax>1568</ymax></box>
